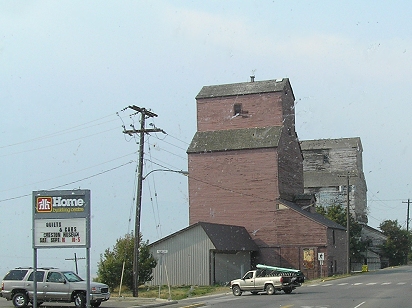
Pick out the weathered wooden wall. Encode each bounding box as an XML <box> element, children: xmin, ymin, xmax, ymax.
<box><xmin>187</xmin><ymin>79</ymin><xmax>345</xmax><ymax>279</ymax></box>
<box><xmin>196</xmin><ymin>92</ymin><xmax>284</xmax><ymax>132</ymax></box>
<box><xmin>188</xmin><ymin>148</ymin><xmax>280</xmax><ymax>234</ymax></box>
<box><xmin>301</xmin><ymin>138</ymin><xmax>368</xmax><ymax>223</ymax></box>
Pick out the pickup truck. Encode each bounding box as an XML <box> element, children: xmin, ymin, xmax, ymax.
<box><xmin>230</xmin><ymin>264</ymin><xmax>304</xmax><ymax>296</ymax></box>
<box><xmin>1</xmin><ymin>267</ymin><xmax>110</xmax><ymax>308</ymax></box>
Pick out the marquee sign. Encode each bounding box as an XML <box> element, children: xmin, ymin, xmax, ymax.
<box><xmin>32</xmin><ymin>190</ymin><xmax>90</xmax><ymax>249</ymax></box>
<box><xmin>34</xmin><ymin>218</ymin><xmax>86</xmax><ymax>247</ymax></box>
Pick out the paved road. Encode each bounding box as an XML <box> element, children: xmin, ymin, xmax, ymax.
<box><xmin>0</xmin><ymin>296</ymin><xmax>174</xmax><ymax>308</ymax></box>
<box><xmin>1</xmin><ymin>266</ymin><xmax>411</xmax><ymax>308</ymax></box>
<box><xmin>170</xmin><ymin>266</ymin><xmax>412</xmax><ymax>308</ymax></box>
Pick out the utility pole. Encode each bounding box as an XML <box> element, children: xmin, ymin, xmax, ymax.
<box><xmin>346</xmin><ymin>174</ymin><xmax>350</xmax><ymax>275</ymax></box>
<box><xmin>65</xmin><ymin>253</ymin><xmax>85</xmax><ymax>274</ymax></box>
<box><xmin>122</xmin><ymin>105</ymin><xmax>165</xmax><ymax>297</ymax></box>
<box><xmin>402</xmin><ymin>199</ymin><xmax>411</xmax><ymax>265</ymax></box>
<box><xmin>339</xmin><ymin>172</ymin><xmax>356</xmax><ymax>275</ymax></box>
<box><xmin>403</xmin><ymin>199</ymin><xmax>410</xmax><ymax>232</ymax></box>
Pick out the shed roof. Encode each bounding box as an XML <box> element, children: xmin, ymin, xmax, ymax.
<box><xmin>149</xmin><ymin>221</ymin><xmax>259</xmax><ymax>252</ymax></box>
<box><xmin>300</xmin><ymin>137</ymin><xmax>362</xmax><ymax>151</ymax></box>
<box><xmin>187</xmin><ymin>126</ymin><xmax>282</xmax><ymax>153</ymax></box>
<box><xmin>198</xmin><ymin>222</ymin><xmax>259</xmax><ymax>251</ymax></box>
<box><xmin>196</xmin><ymin>78</ymin><xmax>289</xmax><ymax>99</ymax></box>
<box><xmin>279</xmin><ymin>199</ymin><xmax>346</xmax><ymax>230</ymax></box>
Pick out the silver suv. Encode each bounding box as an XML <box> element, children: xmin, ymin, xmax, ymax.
<box><xmin>0</xmin><ymin>267</ymin><xmax>110</xmax><ymax>308</ymax></box>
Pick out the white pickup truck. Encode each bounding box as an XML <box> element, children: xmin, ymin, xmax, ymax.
<box><xmin>230</xmin><ymin>264</ymin><xmax>304</xmax><ymax>296</ymax></box>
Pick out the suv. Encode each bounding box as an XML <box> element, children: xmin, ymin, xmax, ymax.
<box><xmin>1</xmin><ymin>267</ymin><xmax>110</xmax><ymax>308</ymax></box>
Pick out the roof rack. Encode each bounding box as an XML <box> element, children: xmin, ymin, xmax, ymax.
<box><xmin>15</xmin><ymin>267</ymin><xmax>57</xmax><ymax>270</ymax></box>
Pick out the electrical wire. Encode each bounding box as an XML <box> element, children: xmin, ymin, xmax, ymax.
<box><xmin>153</xmin><ymin>137</ymin><xmax>188</xmax><ymax>152</ymax></box>
<box><xmin>144</xmin><ymin>138</ymin><xmax>163</xmax><ymax>239</ymax></box>
<box><xmin>0</xmin><ymin>114</ymin><xmax>117</xmax><ymax>149</ymax></box>
<box><xmin>127</xmin><ymin>159</ymin><xmax>139</xmax><ymax>236</ymax></box>
<box><xmin>0</xmin><ymin>160</ymin><xmax>134</xmax><ymax>204</ymax></box>
<box><xmin>0</xmin><ymin>127</ymin><xmax>120</xmax><ymax>158</ymax></box>
<box><xmin>163</xmin><ymin>133</ymin><xmax>190</xmax><ymax>146</ymax></box>
<box><xmin>0</xmin><ymin>151</ymin><xmax>137</xmax><ymax>193</ymax></box>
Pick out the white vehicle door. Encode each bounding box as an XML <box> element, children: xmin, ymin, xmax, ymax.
<box><xmin>239</xmin><ymin>272</ymin><xmax>255</xmax><ymax>291</ymax></box>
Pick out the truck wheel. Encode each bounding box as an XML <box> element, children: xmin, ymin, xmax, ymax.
<box><xmin>284</xmin><ymin>288</ymin><xmax>293</xmax><ymax>294</ymax></box>
<box><xmin>12</xmin><ymin>292</ymin><xmax>29</xmax><ymax>308</ymax></box>
<box><xmin>232</xmin><ymin>285</ymin><xmax>242</xmax><ymax>296</ymax></box>
<box><xmin>266</xmin><ymin>284</ymin><xmax>275</xmax><ymax>295</ymax></box>
<box><xmin>74</xmin><ymin>293</ymin><xmax>86</xmax><ymax>308</ymax></box>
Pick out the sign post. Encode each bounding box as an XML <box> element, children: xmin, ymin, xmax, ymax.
<box><xmin>156</xmin><ymin>250</ymin><xmax>170</xmax><ymax>299</ymax></box>
<box><xmin>318</xmin><ymin>252</ymin><xmax>325</xmax><ymax>278</ymax></box>
<box><xmin>32</xmin><ymin>190</ymin><xmax>91</xmax><ymax>308</ymax></box>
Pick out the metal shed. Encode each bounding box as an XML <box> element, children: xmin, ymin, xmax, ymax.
<box><xmin>148</xmin><ymin>221</ymin><xmax>258</xmax><ymax>286</ymax></box>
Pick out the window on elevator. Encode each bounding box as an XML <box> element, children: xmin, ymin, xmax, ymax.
<box><xmin>323</xmin><ymin>153</ymin><xmax>329</xmax><ymax>164</ymax></box>
<box><xmin>234</xmin><ymin>103</ymin><xmax>242</xmax><ymax>115</ymax></box>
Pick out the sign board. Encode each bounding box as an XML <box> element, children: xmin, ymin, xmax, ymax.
<box><xmin>157</xmin><ymin>250</ymin><xmax>168</xmax><ymax>254</ymax></box>
<box><xmin>34</xmin><ymin>218</ymin><xmax>86</xmax><ymax>247</ymax></box>
<box><xmin>33</xmin><ymin>190</ymin><xmax>90</xmax><ymax>249</ymax></box>
<box><xmin>318</xmin><ymin>252</ymin><xmax>325</xmax><ymax>261</ymax></box>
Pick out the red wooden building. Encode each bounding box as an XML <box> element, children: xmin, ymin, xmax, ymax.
<box><xmin>187</xmin><ymin>78</ymin><xmax>347</xmax><ymax>278</ymax></box>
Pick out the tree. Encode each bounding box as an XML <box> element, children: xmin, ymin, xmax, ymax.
<box><xmin>316</xmin><ymin>204</ymin><xmax>369</xmax><ymax>263</ymax></box>
<box><xmin>379</xmin><ymin>220</ymin><xmax>411</xmax><ymax>266</ymax></box>
<box><xmin>96</xmin><ymin>233</ymin><xmax>157</xmax><ymax>290</ymax></box>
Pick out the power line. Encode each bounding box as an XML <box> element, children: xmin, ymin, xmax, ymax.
<box><xmin>0</xmin><ymin>114</ymin><xmax>117</xmax><ymax>149</ymax></box>
<box><xmin>146</xmin><ymin>144</ymin><xmax>163</xmax><ymax>240</ymax></box>
<box><xmin>0</xmin><ymin>127</ymin><xmax>119</xmax><ymax>158</ymax></box>
<box><xmin>0</xmin><ymin>160</ymin><xmax>134</xmax><ymax>204</ymax></box>
<box><xmin>152</xmin><ymin>135</ymin><xmax>188</xmax><ymax>152</ymax></box>
<box><xmin>0</xmin><ymin>151</ymin><xmax>137</xmax><ymax>193</ymax></box>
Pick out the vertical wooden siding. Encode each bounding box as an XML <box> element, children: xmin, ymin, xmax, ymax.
<box><xmin>196</xmin><ymin>93</ymin><xmax>284</xmax><ymax>132</ymax></box>
<box><xmin>188</xmin><ymin>148</ymin><xmax>279</xmax><ymax>242</ymax></box>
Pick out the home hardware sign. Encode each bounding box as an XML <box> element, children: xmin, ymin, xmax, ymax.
<box><xmin>32</xmin><ymin>190</ymin><xmax>90</xmax><ymax>249</ymax></box>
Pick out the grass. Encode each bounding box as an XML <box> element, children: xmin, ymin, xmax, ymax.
<box><xmin>114</xmin><ymin>273</ymin><xmax>360</xmax><ymax>300</ymax></box>
<box><xmin>114</xmin><ymin>285</ymin><xmax>229</xmax><ymax>300</ymax></box>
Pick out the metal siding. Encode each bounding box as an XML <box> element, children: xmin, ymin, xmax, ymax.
<box><xmin>213</xmin><ymin>252</ymin><xmax>251</xmax><ymax>284</ymax></box>
<box><xmin>149</xmin><ymin>225</ymin><xmax>215</xmax><ymax>286</ymax></box>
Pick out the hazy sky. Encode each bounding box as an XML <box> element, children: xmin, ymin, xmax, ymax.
<box><xmin>1</xmin><ymin>1</ymin><xmax>412</xmax><ymax>276</ymax></box>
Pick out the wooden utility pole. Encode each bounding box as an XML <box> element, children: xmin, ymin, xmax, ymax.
<box><xmin>402</xmin><ymin>199</ymin><xmax>411</xmax><ymax>265</ymax></box>
<box><xmin>346</xmin><ymin>174</ymin><xmax>350</xmax><ymax>275</ymax></box>
<box><xmin>339</xmin><ymin>172</ymin><xmax>356</xmax><ymax>275</ymax></box>
<box><xmin>122</xmin><ymin>105</ymin><xmax>165</xmax><ymax>297</ymax></box>
<box><xmin>65</xmin><ymin>253</ymin><xmax>85</xmax><ymax>274</ymax></box>
<box><xmin>403</xmin><ymin>199</ymin><xmax>410</xmax><ymax>232</ymax></box>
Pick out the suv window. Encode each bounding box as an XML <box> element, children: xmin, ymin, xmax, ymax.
<box><xmin>62</xmin><ymin>271</ymin><xmax>83</xmax><ymax>282</ymax></box>
<box><xmin>27</xmin><ymin>271</ymin><xmax>45</xmax><ymax>282</ymax></box>
<box><xmin>3</xmin><ymin>269</ymin><xmax>28</xmax><ymax>281</ymax></box>
<box><xmin>46</xmin><ymin>272</ymin><xmax>65</xmax><ymax>283</ymax></box>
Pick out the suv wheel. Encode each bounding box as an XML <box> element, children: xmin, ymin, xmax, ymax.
<box><xmin>74</xmin><ymin>293</ymin><xmax>86</xmax><ymax>308</ymax></box>
<box><xmin>12</xmin><ymin>292</ymin><xmax>28</xmax><ymax>308</ymax></box>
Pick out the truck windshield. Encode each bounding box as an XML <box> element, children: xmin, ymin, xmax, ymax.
<box><xmin>62</xmin><ymin>271</ymin><xmax>83</xmax><ymax>282</ymax></box>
